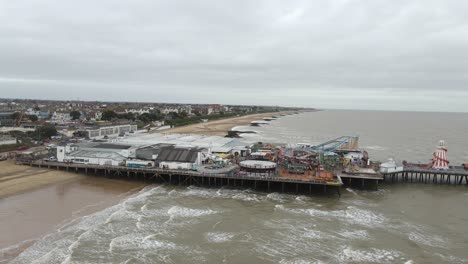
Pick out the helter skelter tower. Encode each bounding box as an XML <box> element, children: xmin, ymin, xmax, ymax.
<box><xmin>432</xmin><ymin>140</ymin><xmax>449</xmax><ymax>170</ymax></box>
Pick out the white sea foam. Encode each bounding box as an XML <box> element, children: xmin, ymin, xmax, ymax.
<box><xmin>433</xmin><ymin>253</ymin><xmax>468</xmax><ymax>264</ymax></box>
<box><xmin>338</xmin><ymin>247</ymin><xmax>402</xmax><ymax>263</ymax></box>
<box><xmin>109</xmin><ymin>233</ymin><xmax>176</xmax><ymax>253</ymax></box>
<box><xmin>232</xmin><ymin>192</ymin><xmax>260</xmax><ymax>202</ymax></box>
<box><xmin>408</xmin><ymin>231</ymin><xmax>448</xmax><ymax>248</ymax></box>
<box><xmin>205</xmin><ymin>232</ymin><xmax>235</xmax><ymax>243</ymax></box>
<box><xmin>10</xmin><ymin>187</ymin><xmax>159</xmax><ymax>263</ymax></box>
<box><xmin>295</xmin><ymin>195</ymin><xmax>311</xmax><ymax>204</ymax></box>
<box><xmin>302</xmin><ymin>230</ymin><xmax>326</xmax><ymax>239</ymax></box>
<box><xmin>0</xmin><ymin>239</ymin><xmax>37</xmax><ymax>264</ymax></box>
<box><xmin>339</xmin><ymin>230</ymin><xmax>369</xmax><ymax>240</ymax></box>
<box><xmin>140</xmin><ymin>203</ymin><xmax>149</xmax><ymax>212</ymax></box>
<box><xmin>167</xmin><ymin>206</ymin><xmax>218</xmax><ymax>218</ymax></box>
<box><xmin>183</xmin><ymin>186</ymin><xmax>215</xmax><ymax>198</ymax></box>
<box><xmin>279</xmin><ymin>259</ymin><xmax>325</xmax><ymax>264</ymax></box>
<box><xmin>275</xmin><ymin>204</ymin><xmax>385</xmax><ymax>227</ymax></box>
<box><xmin>346</xmin><ymin>188</ymin><xmax>358</xmax><ymax>195</ymax></box>
<box><xmin>267</xmin><ymin>192</ymin><xmax>288</xmax><ymax>202</ymax></box>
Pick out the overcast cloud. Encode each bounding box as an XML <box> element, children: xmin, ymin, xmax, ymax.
<box><xmin>1</xmin><ymin>0</ymin><xmax>468</xmax><ymax>112</ymax></box>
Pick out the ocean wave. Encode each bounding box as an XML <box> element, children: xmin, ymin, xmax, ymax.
<box><xmin>302</xmin><ymin>229</ymin><xmax>326</xmax><ymax>239</ymax></box>
<box><xmin>182</xmin><ymin>186</ymin><xmax>215</xmax><ymax>198</ymax></box>
<box><xmin>433</xmin><ymin>253</ymin><xmax>468</xmax><ymax>264</ymax></box>
<box><xmin>109</xmin><ymin>233</ymin><xmax>176</xmax><ymax>253</ymax></box>
<box><xmin>345</xmin><ymin>188</ymin><xmax>358</xmax><ymax>196</ymax></box>
<box><xmin>294</xmin><ymin>196</ymin><xmax>312</xmax><ymax>204</ymax></box>
<box><xmin>279</xmin><ymin>258</ymin><xmax>325</xmax><ymax>264</ymax></box>
<box><xmin>232</xmin><ymin>192</ymin><xmax>260</xmax><ymax>202</ymax></box>
<box><xmin>274</xmin><ymin>205</ymin><xmax>386</xmax><ymax>227</ymax></box>
<box><xmin>10</xmin><ymin>187</ymin><xmax>163</xmax><ymax>263</ymax></box>
<box><xmin>267</xmin><ymin>192</ymin><xmax>290</xmax><ymax>203</ymax></box>
<box><xmin>339</xmin><ymin>230</ymin><xmax>369</xmax><ymax>240</ymax></box>
<box><xmin>407</xmin><ymin>231</ymin><xmax>448</xmax><ymax>248</ymax></box>
<box><xmin>0</xmin><ymin>239</ymin><xmax>37</xmax><ymax>264</ymax></box>
<box><xmin>337</xmin><ymin>246</ymin><xmax>404</xmax><ymax>263</ymax></box>
<box><xmin>167</xmin><ymin>206</ymin><xmax>218</xmax><ymax>218</ymax></box>
<box><xmin>205</xmin><ymin>232</ymin><xmax>235</xmax><ymax>243</ymax></box>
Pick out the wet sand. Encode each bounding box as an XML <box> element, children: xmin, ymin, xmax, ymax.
<box><xmin>0</xmin><ymin>160</ymin><xmax>82</xmax><ymax>198</ymax></box>
<box><xmin>0</xmin><ymin>160</ymin><xmax>146</xmax><ymax>263</ymax></box>
<box><xmin>161</xmin><ymin>112</ymin><xmax>291</xmax><ymax>136</ymax></box>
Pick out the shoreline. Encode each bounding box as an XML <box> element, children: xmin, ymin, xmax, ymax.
<box><xmin>0</xmin><ymin>160</ymin><xmax>147</xmax><ymax>263</ymax></box>
<box><xmin>0</xmin><ymin>160</ymin><xmax>82</xmax><ymax>199</ymax></box>
<box><xmin>159</xmin><ymin>111</ymin><xmax>293</xmax><ymax>136</ymax></box>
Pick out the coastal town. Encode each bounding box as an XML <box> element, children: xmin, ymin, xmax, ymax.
<box><xmin>0</xmin><ymin>98</ymin><xmax>302</xmax><ymax>152</ymax></box>
<box><xmin>2</xmin><ymin>98</ymin><xmax>467</xmax><ymax>200</ymax></box>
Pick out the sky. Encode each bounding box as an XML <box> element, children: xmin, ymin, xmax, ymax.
<box><xmin>0</xmin><ymin>0</ymin><xmax>468</xmax><ymax>112</ymax></box>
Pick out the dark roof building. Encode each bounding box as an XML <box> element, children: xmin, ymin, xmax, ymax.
<box><xmin>135</xmin><ymin>143</ymin><xmax>173</xmax><ymax>160</ymax></box>
<box><xmin>93</xmin><ymin>143</ymin><xmax>132</xmax><ymax>150</ymax></box>
<box><xmin>155</xmin><ymin>146</ymin><xmax>200</xmax><ymax>164</ymax></box>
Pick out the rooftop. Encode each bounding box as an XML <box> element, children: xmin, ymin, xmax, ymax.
<box><xmin>93</xmin><ymin>143</ymin><xmax>132</xmax><ymax>150</ymax></box>
<box><xmin>156</xmin><ymin>146</ymin><xmax>200</xmax><ymax>163</ymax></box>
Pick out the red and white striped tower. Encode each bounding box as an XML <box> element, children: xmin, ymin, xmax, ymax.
<box><xmin>432</xmin><ymin>140</ymin><xmax>449</xmax><ymax>170</ymax></box>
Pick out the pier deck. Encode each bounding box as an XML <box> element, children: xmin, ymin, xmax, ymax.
<box><xmin>17</xmin><ymin>160</ymin><xmax>343</xmax><ymax>196</ymax></box>
<box><xmin>382</xmin><ymin>167</ymin><xmax>468</xmax><ymax>185</ymax></box>
<box><xmin>336</xmin><ymin>172</ymin><xmax>383</xmax><ymax>180</ymax></box>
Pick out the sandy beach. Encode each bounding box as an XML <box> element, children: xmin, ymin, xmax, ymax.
<box><xmin>0</xmin><ymin>160</ymin><xmax>82</xmax><ymax>199</ymax></box>
<box><xmin>160</xmin><ymin>111</ymin><xmax>291</xmax><ymax>136</ymax></box>
<box><xmin>0</xmin><ymin>160</ymin><xmax>146</xmax><ymax>263</ymax></box>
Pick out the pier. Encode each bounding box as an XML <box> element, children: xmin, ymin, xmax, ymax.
<box><xmin>13</xmin><ymin>136</ymin><xmax>468</xmax><ymax>193</ymax></box>
<box><xmin>17</xmin><ymin>160</ymin><xmax>344</xmax><ymax>196</ymax></box>
<box><xmin>338</xmin><ymin>166</ymin><xmax>468</xmax><ymax>188</ymax></box>
<box><xmin>382</xmin><ymin>167</ymin><xmax>468</xmax><ymax>185</ymax></box>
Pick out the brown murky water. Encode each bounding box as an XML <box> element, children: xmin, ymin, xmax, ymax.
<box><xmin>6</xmin><ymin>184</ymin><xmax>468</xmax><ymax>264</ymax></box>
<box><xmin>0</xmin><ymin>177</ymin><xmax>144</xmax><ymax>263</ymax></box>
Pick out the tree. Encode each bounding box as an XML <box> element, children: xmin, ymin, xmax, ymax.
<box><xmin>138</xmin><ymin>113</ymin><xmax>150</xmax><ymax>123</ymax></box>
<box><xmin>10</xmin><ymin>112</ymin><xmax>21</xmax><ymax>120</ymax></box>
<box><xmin>226</xmin><ymin>131</ymin><xmax>239</xmax><ymax>138</ymax></box>
<box><xmin>138</xmin><ymin>112</ymin><xmax>163</xmax><ymax>124</ymax></box>
<box><xmin>35</xmin><ymin>125</ymin><xmax>57</xmax><ymax>139</ymax></box>
<box><xmin>180</xmin><ymin>110</ymin><xmax>188</xmax><ymax>118</ymax></box>
<box><xmin>167</xmin><ymin>112</ymin><xmax>180</xmax><ymax>120</ymax></box>
<box><xmin>118</xmin><ymin>112</ymin><xmax>135</xmax><ymax>121</ymax></box>
<box><xmin>101</xmin><ymin>110</ymin><xmax>117</xmax><ymax>121</ymax></box>
<box><xmin>28</xmin><ymin>115</ymin><xmax>38</xmax><ymax>122</ymax></box>
<box><xmin>70</xmin><ymin>110</ymin><xmax>81</xmax><ymax>120</ymax></box>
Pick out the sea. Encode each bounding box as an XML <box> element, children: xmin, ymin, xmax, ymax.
<box><xmin>9</xmin><ymin>110</ymin><xmax>468</xmax><ymax>264</ymax></box>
